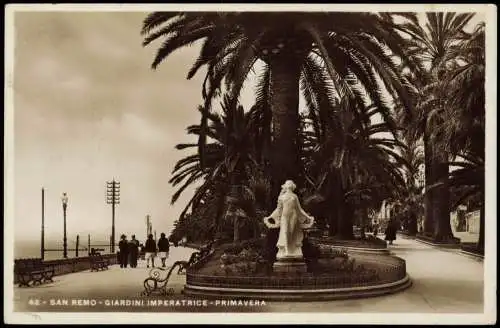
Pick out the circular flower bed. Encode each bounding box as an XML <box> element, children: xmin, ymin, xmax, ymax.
<box><xmin>183</xmin><ymin>238</ymin><xmax>411</xmax><ymax>301</ymax></box>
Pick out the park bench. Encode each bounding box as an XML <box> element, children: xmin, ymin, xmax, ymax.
<box><xmin>142</xmin><ymin>241</ymin><xmax>215</xmax><ymax>296</ymax></box>
<box><xmin>89</xmin><ymin>254</ymin><xmax>109</xmax><ymax>272</ymax></box>
<box><xmin>14</xmin><ymin>259</ymin><xmax>54</xmax><ymax>287</ymax></box>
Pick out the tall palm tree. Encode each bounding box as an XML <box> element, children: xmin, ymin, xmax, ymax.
<box><xmin>397</xmin><ymin>12</ymin><xmax>475</xmax><ymax>241</ymax></box>
<box><xmin>440</xmin><ymin>23</ymin><xmax>485</xmax><ymax>251</ymax></box>
<box><xmin>141</xmin><ymin>12</ymin><xmax>416</xmax><ymax>196</ymax></box>
<box><xmin>395</xmin><ymin>133</ymin><xmax>425</xmax><ymax>235</ymax></box>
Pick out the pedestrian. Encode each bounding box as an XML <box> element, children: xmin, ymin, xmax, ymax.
<box><xmin>385</xmin><ymin>219</ymin><xmax>398</xmax><ymax>245</ymax></box>
<box><xmin>157</xmin><ymin>233</ymin><xmax>170</xmax><ymax>268</ymax></box>
<box><xmin>118</xmin><ymin>234</ymin><xmax>129</xmax><ymax>268</ymax></box>
<box><xmin>128</xmin><ymin>235</ymin><xmax>140</xmax><ymax>268</ymax></box>
<box><xmin>373</xmin><ymin>220</ymin><xmax>379</xmax><ymax>237</ymax></box>
<box><xmin>144</xmin><ymin>234</ymin><xmax>157</xmax><ymax>268</ymax></box>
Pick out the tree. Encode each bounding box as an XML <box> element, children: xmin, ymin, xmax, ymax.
<box><xmin>141</xmin><ymin>12</ymin><xmax>416</xmax><ymax>197</ymax></box>
<box><xmin>169</xmin><ymin>97</ymin><xmax>261</xmax><ymax>240</ymax></box>
<box><xmin>440</xmin><ymin>23</ymin><xmax>485</xmax><ymax>251</ymax></box>
<box><xmin>397</xmin><ymin>12</ymin><xmax>476</xmax><ymax>241</ymax></box>
<box><xmin>392</xmin><ymin>115</ymin><xmax>425</xmax><ymax>235</ymax></box>
<box><xmin>301</xmin><ymin>95</ymin><xmax>408</xmax><ymax>239</ymax></box>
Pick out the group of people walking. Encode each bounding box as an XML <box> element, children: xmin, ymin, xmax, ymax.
<box><xmin>117</xmin><ymin>233</ymin><xmax>170</xmax><ymax>268</ymax></box>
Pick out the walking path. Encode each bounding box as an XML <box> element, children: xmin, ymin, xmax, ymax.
<box><xmin>12</xmin><ymin>235</ymin><xmax>485</xmax><ymax>314</ymax></box>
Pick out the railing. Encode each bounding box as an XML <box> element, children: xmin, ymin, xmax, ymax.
<box><xmin>186</xmin><ymin>249</ymin><xmax>406</xmax><ymax>290</ymax></box>
<box><xmin>14</xmin><ymin>254</ymin><xmax>118</xmax><ymax>284</ymax></box>
<box><xmin>186</xmin><ymin>263</ymin><xmax>405</xmax><ymax>290</ymax></box>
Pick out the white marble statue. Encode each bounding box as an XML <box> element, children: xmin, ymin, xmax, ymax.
<box><xmin>263</xmin><ymin>180</ymin><xmax>315</xmax><ymax>259</ymax></box>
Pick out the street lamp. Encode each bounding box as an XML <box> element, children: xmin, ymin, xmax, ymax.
<box><xmin>61</xmin><ymin>192</ymin><xmax>69</xmax><ymax>259</ymax></box>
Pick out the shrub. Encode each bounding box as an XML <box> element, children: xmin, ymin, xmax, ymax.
<box><xmin>220</xmin><ymin>237</ymin><xmax>264</xmax><ymax>255</ymax></box>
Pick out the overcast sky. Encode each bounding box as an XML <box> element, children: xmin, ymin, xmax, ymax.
<box><xmin>13</xmin><ymin>11</ymin><xmax>257</xmax><ymax>242</ymax></box>
<box><xmin>12</xmin><ymin>10</ymin><xmax>485</xmax><ymax>243</ymax></box>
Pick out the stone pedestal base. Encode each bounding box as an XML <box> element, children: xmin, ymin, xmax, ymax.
<box><xmin>273</xmin><ymin>257</ymin><xmax>307</xmax><ymax>274</ymax></box>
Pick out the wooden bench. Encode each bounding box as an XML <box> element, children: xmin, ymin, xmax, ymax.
<box><xmin>89</xmin><ymin>254</ymin><xmax>109</xmax><ymax>272</ymax></box>
<box><xmin>14</xmin><ymin>259</ymin><xmax>54</xmax><ymax>287</ymax></box>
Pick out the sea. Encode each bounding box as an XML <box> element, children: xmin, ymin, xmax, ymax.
<box><xmin>13</xmin><ymin>239</ymin><xmax>114</xmax><ymax>260</ymax></box>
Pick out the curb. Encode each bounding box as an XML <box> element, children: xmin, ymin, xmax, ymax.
<box><xmin>415</xmin><ymin>238</ymin><xmax>484</xmax><ymax>261</ymax></box>
<box><xmin>414</xmin><ymin>237</ymin><xmax>461</xmax><ymax>249</ymax></box>
<box><xmin>458</xmin><ymin>249</ymin><xmax>484</xmax><ymax>261</ymax></box>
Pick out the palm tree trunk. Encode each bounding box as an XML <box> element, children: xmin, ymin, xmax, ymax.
<box><xmin>233</xmin><ymin>215</ymin><xmax>240</xmax><ymax>242</ymax></box>
<box><xmin>269</xmin><ymin>56</ymin><xmax>301</xmax><ymax>197</ymax></box>
<box><xmin>432</xmin><ymin>151</ymin><xmax>453</xmax><ymax>242</ymax></box>
<box><xmin>423</xmin><ymin>129</ymin><xmax>434</xmax><ymax>234</ymax></box>
<box><xmin>336</xmin><ymin>200</ymin><xmax>355</xmax><ymax>240</ymax></box>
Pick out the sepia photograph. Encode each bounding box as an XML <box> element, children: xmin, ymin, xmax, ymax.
<box><xmin>4</xmin><ymin>3</ymin><xmax>496</xmax><ymax>325</ymax></box>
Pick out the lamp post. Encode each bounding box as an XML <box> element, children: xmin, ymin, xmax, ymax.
<box><xmin>61</xmin><ymin>192</ymin><xmax>69</xmax><ymax>259</ymax></box>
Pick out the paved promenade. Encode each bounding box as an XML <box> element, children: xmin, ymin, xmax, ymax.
<box><xmin>12</xmin><ymin>235</ymin><xmax>485</xmax><ymax>314</ymax></box>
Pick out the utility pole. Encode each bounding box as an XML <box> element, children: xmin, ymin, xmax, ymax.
<box><xmin>106</xmin><ymin>179</ymin><xmax>120</xmax><ymax>253</ymax></box>
<box><xmin>88</xmin><ymin>234</ymin><xmax>91</xmax><ymax>256</ymax></box>
<box><xmin>41</xmin><ymin>188</ymin><xmax>45</xmax><ymax>260</ymax></box>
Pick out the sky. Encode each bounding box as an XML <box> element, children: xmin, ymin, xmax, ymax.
<box><xmin>11</xmin><ymin>9</ymin><xmax>486</xmax><ymax>244</ymax></box>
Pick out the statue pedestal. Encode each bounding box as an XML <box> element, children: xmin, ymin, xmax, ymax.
<box><xmin>273</xmin><ymin>257</ymin><xmax>307</xmax><ymax>274</ymax></box>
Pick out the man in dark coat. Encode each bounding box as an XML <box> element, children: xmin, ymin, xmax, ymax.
<box><xmin>128</xmin><ymin>235</ymin><xmax>140</xmax><ymax>268</ymax></box>
<box><xmin>118</xmin><ymin>234</ymin><xmax>129</xmax><ymax>268</ymax></box>
<box><xmin>144</xmin><ymin>234</ymin><xmax>157</xmax><ymax>268</ymax></box>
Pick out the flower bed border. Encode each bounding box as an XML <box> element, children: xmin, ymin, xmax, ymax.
<box><xmin>184</xmin><ymin>253</ymin><xmax>410</xmax><ymax>301</ymax></box>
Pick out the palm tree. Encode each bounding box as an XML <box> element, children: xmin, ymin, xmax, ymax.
<box><xmin>440</xmin><ymin>23</ymin><xmax>485</xmax><ymax>251</ymax></box>
<box><xmin>141</xmin><ymin>12</ymin><xmax>416</xmax><ymax>196</ymax></box>
<box><xmin>396</xmin><ymin>135</ymin><xmax>425</xmax><ymax>235</ymax></box>
<box><xmin>397</xmin><ymin>12</ymin><xmax>475</xmax><ymax>241</ymax></box>
<box><xmin>169</xmin><ymin>97</ymin><xmax>261</xmax><ymax>233</ymax></box>
<box><xmin>301</xmin><ymin>96</ymin><xmax>407</xmax><ymax>239</ymax></box>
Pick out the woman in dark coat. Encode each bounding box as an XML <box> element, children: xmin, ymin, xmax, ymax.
<box><xmin>385</xmin><ymin>220</ymin><xmax>398</xmax><ymax>245</ymax></box>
